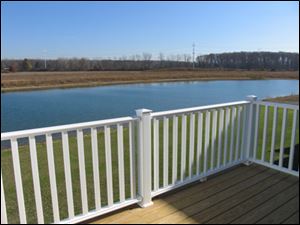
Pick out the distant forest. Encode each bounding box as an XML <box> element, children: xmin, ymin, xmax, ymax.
<box><xmin>1</xmin><ymin>52</ymin><xmax>299</xmax><ymax>72</ymax></box>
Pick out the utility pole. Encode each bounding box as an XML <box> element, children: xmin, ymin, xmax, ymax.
<box><xmin>192</xmin><ymin>43</ymin><xmax>195</xmax><ymax>70</ymax></box>
<box><xmin>43</xmin><ymin>49</ymin><xmax>47</xmax><ymax>70</ymax></box>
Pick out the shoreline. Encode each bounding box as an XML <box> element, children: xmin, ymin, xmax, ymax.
<box><xmin>2</xmin><ymin>70</ymin><xmax>298</xmax><ymax>93</ymax></box>
<box><xmin>2</xmin><ymin>77</ymin><xmax>299</xmax><ymax>93</ymax></box>
<box><xmin>264</xmin><ymin>94</ymin><xmax>299</xmax><ymax>105</ymax></box>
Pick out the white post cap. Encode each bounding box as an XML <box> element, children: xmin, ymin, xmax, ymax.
<box><xmin>246</xmin><ymin>95</ymin><xmax>258</xmax><ymax>101</ymax></box>
<box><xmin>135</xmin><ymin>109</ymin><xmax>153</xmax><ymax>117</ymax></box>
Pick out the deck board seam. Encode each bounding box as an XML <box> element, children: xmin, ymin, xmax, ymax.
<box><xmin>280</xmin><ymin>210</ymin><xmax>300</xmax><ymax>224</ymax></box>
<box><xmin>93</xmin><ymin>165</ymin><xmax>262</xmax><ymax>224</ymax></box>
<box><xmin>155</xmin><ymin>165</ymin><xmax>255</xmax><ymax>200</ymax></box>
<box><xmin>102</xmin><ymin>166</ymin><xmax>268</xmax><ymax>224</ymax></box>
<box><xmin>158</xmin><ymin>165</ymin><xmax>265</xmax><ymax>203</ymax></box>
<box><xmin>150</xmin><ymin>168</ymin><xmax>273</xmax><ymax>224</ymax></box>
<box><xmin>255</xmin><ymin>194</ymin><xmax>299</xmax><ymax>224</ymax></box>
<box><xmin>205</xmin><ymin>175</ymin><xmax>296</xmax><ymax>224</ymax></box>
<box><xmin>174</xmin><ymin>170</ymin><xmax>281</xmax><ymax>224</ymax></box>
<box><xmin>229</xmin><ymin>183</ymin><xmax>299</xmax><ymax>224</ymax></box>
<box><xmin>89</xmin><ymin>166</ymin><xmax>298</xmax><ymax>224</ymax></box>
<box><xmin>201</xmin><ymin>173</ymin><xmax>291</xmax><ymax>224</ymax></box>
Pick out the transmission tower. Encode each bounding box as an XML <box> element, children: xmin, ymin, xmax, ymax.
<box><xmin>192</xmin><ymin>43</ymin><xmax>195</xmax><ymax>69</ymax></box>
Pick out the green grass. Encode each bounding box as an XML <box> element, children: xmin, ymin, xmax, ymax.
<box><xmin>255</xmin><ymin>106</ymin><xmax>299</xmax><ymax>163</ymax></box>
<box><xmin>1</xmin><ymin>106</ymin><xmax>299</xmax><ymax>224</ymax></box>
<box><xmin>2</xmin><ymin>128</ymin><xmax>134</xmax><ymax>224</ymax></box>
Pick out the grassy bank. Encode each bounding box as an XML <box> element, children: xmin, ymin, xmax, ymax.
<box><xmin>264</xmin><ymin>95</ymin><xmax>299</xmax><ymax>105</ymax></box>
<box><xmin>1</xmin><ymin>70</ymin><xmax>299</xmax><ymax>92</ymax></box>
<box><xmin>1</xmin><ymin>100</ymin><xmax>299</xmax><ymax>224</ymax></box>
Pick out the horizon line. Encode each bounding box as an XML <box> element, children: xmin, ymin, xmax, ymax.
<box><xmin>1</xmin><ymin>50</ymin><xmax>299</xmax><ymax>60</ymax></box>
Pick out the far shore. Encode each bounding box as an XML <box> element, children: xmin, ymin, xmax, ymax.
<box><xmin>1</xmin><ymin>70</ymin><xmax>299</xmax><ymax>93</ymax></box>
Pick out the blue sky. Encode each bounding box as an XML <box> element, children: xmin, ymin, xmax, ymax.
<box><xmin>1</xmin><ymin>1</ymin><xmax>299</xmax><ymax>59</ymax></box>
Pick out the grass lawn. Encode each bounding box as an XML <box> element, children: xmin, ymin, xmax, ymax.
<box><xmin>1</xmin><ymin>105</ymin><xmax>299</xmax><ymax>224</ymax></box>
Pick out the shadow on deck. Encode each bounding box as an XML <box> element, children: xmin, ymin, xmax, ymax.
<box><xmin>87</xmin><ymin>164</ymin><xmax>299</xmax><ymax>224</ymax></box>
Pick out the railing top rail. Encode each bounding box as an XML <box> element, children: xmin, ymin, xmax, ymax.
<box><xmin>1</xmin><ymin>116</ymin><xmax>136</xmax><ymax>141</ymax></box>
<box><xmin>255</xmin><ymin>101</ymin><xmax>299</xmax><ymax>110</ymax></box>
<box><xmin>151</xmin><ymin>100</ymin><xmax>250</xmax><ymax>118</ymax></box>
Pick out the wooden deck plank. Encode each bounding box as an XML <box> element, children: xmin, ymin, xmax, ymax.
<box><xmin>150</xmin><ymin>165</ymin><xmax>259</xmax><ymax>211</ymax></box>
<box><xmin>281</xmin><ymin>212</ymin><xmax>299</xmax><ymax>224</ymax></box>
<box><xmin>89</xmin><ymin>206</ymin><xmax>136</xmax><ymax>224</ymax></box>
<box><xmin>94</xmin><ymin>165</ymin><xmax>261</xmax><ymax>224</ymax></box>
<box><xmin>256</xmin><ymin>197</ymin><xmax>299</xmax><ymax>224</ymax></box>
<box><xmin>205</xmin><ymin>175</ymin><xmax>298</xmax><ymax>224</ymax></box>
<box><xmin>154</xmin><ymin>168</ymin><xmax>276</xmax><ymax>224</ymax></box>
<box><xmin>180</xmin><ymin>171</ymin><xmax>288</xmax><ymax>224</ymax></box>
<box><xmin>231</xmin><ymin>184</ymin><xmax>299</xmax><ymax>224</ymax></box>
<box><xmin>112</xmin><ymin>165</ymin><xmax>267</xmax><ymax>224</ymax></box>
<box><xmin>89</xmin><ymin>165</ymin><xmax>299</xmax><ymax>225</ymax></box>
<box><xmin>91</xmin><ymin>165</ymin><xmax>256</xmax><ymax>224</ymax></box>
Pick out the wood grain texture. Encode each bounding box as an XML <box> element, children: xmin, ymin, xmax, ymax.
<box><xmin>89</xmin><ymin>164</ymin><xmax>299</xmax><ymax>224</ymax></box>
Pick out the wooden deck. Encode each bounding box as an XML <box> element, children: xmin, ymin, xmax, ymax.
<box><xmin>89</xmin><ymin>164</ymin><xmax>299</xmax><ymax>224</ymax></box>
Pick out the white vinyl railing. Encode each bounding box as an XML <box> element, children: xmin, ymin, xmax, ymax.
<box><xmin>1</xmin><ymin>117</ymin><xmax>138</xmax><ymax>224</ymax></box>
<box><xmin>1</xmin><ymin>95</ymin><xmax>299</xmax><ymax>224</ymax></box>
<box><xmin>150</xmin><ymin>100</ymin><xmax>250</xmax><ymax>197</ymax></box>
<box><xmin>249</xmin><ymin>100</ymin><xmax>299</xmax><ymax>177</ymax></box>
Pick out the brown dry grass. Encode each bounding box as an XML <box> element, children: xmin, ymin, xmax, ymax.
<box><xmin>1</xmin><ymin>70</ymin><xmax>299</xmax><ymax>92</ymax></box>
<box><xmin>265</xmin><ymin>95</ymin><xmax>299</xmax><ymax>105</ymax></box>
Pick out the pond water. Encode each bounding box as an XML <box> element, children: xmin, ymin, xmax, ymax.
<box><xmin>1</xmin><ymin>79</ymin><xmax>299</xmax><ymax>132</ymax></box>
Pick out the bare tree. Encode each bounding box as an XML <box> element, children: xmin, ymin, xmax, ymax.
<box><xmin>130</xmin><ymin>55</ymin><xmax>136</xmax><ymax>61</ymax></box>
<box><xmin>168</xmin><ymin>54</ymin><xmax>176</xmax><ymax>61</ymax></box>
<box><xmin>183</xmin><ymin>54</ymin><xmax>191</xmax><ymax>62</ymax></box>
<box><xmin>135</xmin><ymin>54</ymin><xmax>141</xmax><ymax>61</ymax></box>
<box><xmin>142</xmin><ymin>53</ymin><xmax>152</xmax><ymax>69</ymax></box>
<box><xmin>142</xmin><ymin>52</ymin><xmax>152</xmax><ymax>61</ymax></box>
<box><xmin>159</xmin><ymin>52</ymin><xmax>165</xmax><ymax>61</ymax></box>
<box><xmin>1</xmin><ymin>52</ymin><xmax>298</xmax><ymax>72</ymax></box>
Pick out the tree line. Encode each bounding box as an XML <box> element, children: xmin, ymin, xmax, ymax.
<box><xmin>1</xmin><ymin>51</ymin><xmax>298</xmax><ymax>72</ymax></box>
<box><xmin>197</xmin><ymin>52</ymin><xmax>299</xmax><ymax>71</ymax></box>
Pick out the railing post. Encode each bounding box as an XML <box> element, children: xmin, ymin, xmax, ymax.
<box><xmin>244</xmin><ymin>95</ymin><xmax>258</xmax><ymax>166</ymax></box>
<box><xmin>136</xmin><ymin>108</ymin><xmax>154</xmax><ymax>208</ymax></box>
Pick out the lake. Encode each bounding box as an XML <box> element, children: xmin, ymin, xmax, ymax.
<box><xmin>1</xmin><ymin>79</ymin><xmax>299</xmax><ymax>132</ymax></box>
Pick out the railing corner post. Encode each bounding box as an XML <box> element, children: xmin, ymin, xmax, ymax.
<box><xmin>135</xmin><ymin>108</ymin><xmax>154</xmax><ymax>208</ymax></box>
<box><xmin>246</xmin><ymin>95</ymin><xmax>258</xmax><ymax>102</ymax></box>
<box><xmin>244</xmin><ymin>95</ymin><xmax>258</xmax><ymax>166</ymax></box>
